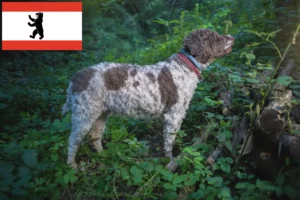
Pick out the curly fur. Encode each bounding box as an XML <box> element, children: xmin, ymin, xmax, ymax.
<box><xmin>184</xmin><ymin>29</ymin><xmax>233</xmax><ymax>64</ymax></box>
<box><xmin>62</xmin><ymin>29</ymin><xmax>234</xmax><ymax>169</ymax></box>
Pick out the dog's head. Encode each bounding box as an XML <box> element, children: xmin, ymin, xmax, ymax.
<box><xmin>183</xmin><ymin>29</ymin><xmax>234</xmax><ymax>67</ymax></box>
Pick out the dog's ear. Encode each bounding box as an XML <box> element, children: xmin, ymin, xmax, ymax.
<box><xmin>184</xmin><ymin>29</ymin><xmax>213</xmax><ymax>63</ymax></box>
<box><xmin>184</xmin><ymin>29</ymin><xmax>208</xmax><ymax>55</ymax></box>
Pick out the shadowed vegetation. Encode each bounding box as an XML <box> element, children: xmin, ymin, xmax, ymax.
<box><xmin>0</xmin><ymin>0</ymin><xmax>300</xmax><ymax>199</ymax></box>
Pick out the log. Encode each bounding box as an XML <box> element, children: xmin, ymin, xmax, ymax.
<box><xmin>259</xmin><ymin>59</ymin><xmax>295</xmax><ymax>133</ymax></box>
<box><xmin>259</xmin><ymin>90</ymin><xmax>292</xmax><ymax>133</ymax></box>
<box><xmin>291</xmin><ymin>107</ymin><xmax>300</xmax><ymax>124</ymax></box>
<box><xmin>218</xmin><ymin>88</ymin><xmax>232</xmax><ymax>116</ymax></box>
<box><xmin>279</xmin><ymin>135</ymin><xmax>300</xmax><ymax>158</ymax></box>
<box><xmin>273</xmin><ymin>59</ymin><xmax>296</xmax><ymax>91</ymax></box>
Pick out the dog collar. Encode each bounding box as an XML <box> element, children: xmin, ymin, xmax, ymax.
<box><xmin>177</xmin><ymin>49</ymin><xmax>203</xmax><ymax>79</ymax></box>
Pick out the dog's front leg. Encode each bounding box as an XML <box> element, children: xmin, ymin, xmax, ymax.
<box><xmin>163</xmin><ymin>112</ymin><xmax>184</xmax><ymax>159</ymax></box>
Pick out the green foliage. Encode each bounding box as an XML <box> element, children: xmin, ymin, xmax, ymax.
<box><xmin>1</xmin><ymin>0</ymin><xmax>299</xmax><ymax>199</ymax></box>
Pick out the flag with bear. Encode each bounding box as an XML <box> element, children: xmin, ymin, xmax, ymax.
<box><xmin>2</xmin><ymin>2</ymin><xmax>82</xmax><ymax>50</ymax></box>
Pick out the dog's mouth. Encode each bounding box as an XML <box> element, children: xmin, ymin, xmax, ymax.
<box><xmin>224</xmin><ymin>47</ymin><xmax>232</xmax><ymax>54</ymax></box>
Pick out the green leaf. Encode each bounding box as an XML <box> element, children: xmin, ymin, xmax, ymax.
<box><xmin>229</xmin><ymin>74</ymin><xmax>242</xmax><ymax>83</ymax></box>
<box><xmin>245</xmin><ymin>53</ymin><xmax>256</xmax><ymax>61</ymax></box>
<box><xmin>169</xmin><ymin>20</ymin><xmax>180</xmax><ymax>24</ymax></box>
<box><xmin>18</xmin><ymin>167</ymin><xmax>30</xmax><ymax>177</ymax></box>
<box><xmin>63</xmin><ymin>174</ymin><xmax>69</xmax><ymax>185</ymax></box>
<box><xmin>163</xmin><ymin>183</ymin><xmax>177</xmax><ymax>191</ymax></box>
<box><xmin>274</xmin><ymin>76</ymin><xmax>294</xmax><ymax>86</ymax></box>
<box><xmin>22</xmin><ymin>150</ymin><xmax>38</xmax><ymax>168</ymax></box>
<box><xmin>51</xmin><ymin>153</ymin><xmax>58</xmax><ymax>162</ymax></box>
<box><xmin>185</xmin><ymin>173</ymin><xmax>199</xmax><ymax>186</ymax></box>
<box><xmin>183</xmin><ymin>147</ymin><xmax>194</xmax><ymax>155</ymax></box>
<box><xmin>277</xmin><ymin>175</ymin><xmax>285</xmax><ymax>186</ymax></box>
<box><xmin>54</xmin><ymin>171</ymin><xmax>63</xmax><ymax>177</ymax></box>
<box><xmin>15</xmin><ymin>175</ymin><xmax>32</xmax><ymax>188</ymax></box>
<box><xmin>204</xmin><ymin>112</ymin><xmax>215</xmax><ymax>118</ymax></box>
<box><xmin>111</xmin><ymin>129</ymin><xmax>127</xmax><ymax>142</ymax></box>
<box><xmin>121</xmin><ymin>168</ymin><xmax>130</xmax><ymax>180</ymax></box>
<box><xmin>221</xmin><ymin>163</ymin><xmax>231</xmax><ymax>174</ymax></box>
<box><xmin>35</xmin><ymin>178</ymin><xmax>45</xmax><ymax>185</ymax></box>
<box><xmin>246</xmin><ymin>78</ymin><xmax>260</xmax><ymax>84</ymax></box>
<box><xmin>139</xmin><ymin>162</ymin><xmax>154</xmax><ymax>172</ymax></box>
<box><xmin>206</xmin><ymin>176</ymin><xmax>223</xmax><ymax>187</ymax></box>
<box><xmin>256</xmin><ymin>179</ymin><xmax>275</xmax><ymax>192</ymax></box>
<box><xmin>130</xmin><ymin>166</ymin><xmax>143</xmax><ymax>185</ymax></box>
<box><xmin>0</xmin><ymin>161</ymin><xmax>14</xmax><ymax>177</ymax></box>
<box><xmin>224</xmin><ymin>141</ymin><xmax>233</xmax><ymax>152</ymax></box>
<box><xmin>172</xmin><ymin>174</ymin><xmax>187</xmax><ymax>185</ymax></box>
<box><xmin>194</xmin><ymin>156</ymin><xmax>203</xmax><ymax>164</ymax></box>
<box><xmin>69</xmin><ymin>174</ymin><xmax>77</xmax><ymax>183</ymax></box>
<box><xmin>275</xmin><ymin>186</ymin><xmax>283</xmax><ymax>197</ymax></box>
<box><xmin>159</xmin><ymin>168</ymin><xmax>173</xmax><ymax>181</ymax></box>
<box><xmin>235</xmin><ymin>182</ymin><xmax>249</xmax><ymax>189</ymax></box>
<box><xmin>68</xmin><ymin>170</ymin><xmax>77</xmax><ymax>183</ymax></box>
<box><xmin>221</xmin><ymin>187</ymin><xmax>231</xmax><ymax>197</ymax></box>
<box><xmin>11</xmin><ymin>187</ymin><xmax>28</xmax><ymax>195</ymax></box>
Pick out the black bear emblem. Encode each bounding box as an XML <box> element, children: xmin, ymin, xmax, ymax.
<box><xmin>28</xmin><ymin>13</ymin><xmax>44</xmax><ymax>40</ymax></box>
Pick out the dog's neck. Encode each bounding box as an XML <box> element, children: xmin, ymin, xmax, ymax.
<box><xmin>176</xmin><ymin>49</ymin><xmax>210</xmax><ymax>79</ymax></box>
<box><xmin>180</xmin><ymin>49</ymin><xmax>205</xmax><ymax>72</ymax></box>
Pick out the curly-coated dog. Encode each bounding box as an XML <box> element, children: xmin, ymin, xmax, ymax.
<box><xmin>62</xmin><ymin>29</ymin><xmax>234</xmax><ymax>169</ymax></box>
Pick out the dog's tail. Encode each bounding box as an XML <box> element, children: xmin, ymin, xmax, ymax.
<box><xmin>62</xmin><ymin>84</ymin><xmax>71</xmax><ymax>115</ymax></box>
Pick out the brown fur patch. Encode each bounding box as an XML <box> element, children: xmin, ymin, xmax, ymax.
<box><xmin>183</xmin><ymin>29</ymin><xmax>228</xmax><ymax>64</ymax></box>
<box><xmin>133</xmin><ymin>81</ymin><xmax>140</xmax><ymax>87</ymax></box>
<box><xmin>104</xmin><ymin>67</ymin><xmax>129</xmax><ymax>90</ymax></box>
<box><xmin>157</xmin><ymin>67</ymin><xmax>178</xmax><ymax>108</ymax></box>
<box><xmin>130</xmin><ymin>69</ymin><xmax>138</xmax><ymax>77</ymax></box>
<box><xmin>71</xmin><ymin>68</ymin><xmax>97</xmax><ymax>93</ymax></box>
<box><xmin>146</xmin><ymin>72</ymin><xmax>156</xmax><ymax>83</ymax></box>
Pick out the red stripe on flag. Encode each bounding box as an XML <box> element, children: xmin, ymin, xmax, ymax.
<box><xmin>2</xmin><ymin>2</ymin><xmax>82</xmax><ymax>12</ymax></box>
<box><xmin>2</xmin><ymin>41</ymin><xmax>82</xmax><ymax>50</ymax></box>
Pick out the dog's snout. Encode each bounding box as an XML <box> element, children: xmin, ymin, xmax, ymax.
<box><xmin>226</xmin><ymin>35</ymin><xmax>234</xmax><ymax>42</ymax></box>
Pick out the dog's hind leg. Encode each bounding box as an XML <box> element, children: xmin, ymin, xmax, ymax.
<box><xmin>89</xmin><ymin>113</ymin><xmax>109</xmax><ymax>152</ymax></box>
<box><xmin>67</xmin><ymin>104</ymin><xmax>99</xmax><ymax>169</ymax></box>
<box><xmin>67</xmin><ymin>120</ymin><xmax>93</xmax><ymax>169</ymax></box>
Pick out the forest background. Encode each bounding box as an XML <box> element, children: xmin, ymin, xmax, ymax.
<box><xmin>0</xmin><ymin>0</ymin><xmax>300</xmax><ymax>199</ymax></box>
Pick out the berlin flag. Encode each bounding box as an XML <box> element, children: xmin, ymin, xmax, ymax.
<box><xmin>2</xmin><ymin>2</ymin><xmax>82</xmax><ymax>50</ymax></box>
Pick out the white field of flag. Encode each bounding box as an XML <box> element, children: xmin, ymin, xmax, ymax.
<box><xmin>2</xmin><ymin>2</ymin><xmax>82</xmax><ymax>50</ymax></box>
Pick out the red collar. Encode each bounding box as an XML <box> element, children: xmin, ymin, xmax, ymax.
<box><xmin>177</xmin><ymin>52</ymin><xmax>201</xmax><ymax>78</ymax></box>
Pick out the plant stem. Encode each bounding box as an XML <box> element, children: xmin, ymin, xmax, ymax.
<box><xmin>260</xmin><ymin>23</ymin><xmax>300</xmax><ymax>108</ymax></box>
<box><xmin>237</xmin><ymin>23</ymin><xmax>300</xmax><ymax>163</ymax></box>
<box><xmin>113</xmin><ymin>174</ymin><xmax>119</xmax><ymax>200</ymax></box>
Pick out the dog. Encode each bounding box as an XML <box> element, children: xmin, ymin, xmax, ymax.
<box><xmin>62</xmin><ymin>29</ymin><xmax>234</xmax><ymax>169</ymax></box>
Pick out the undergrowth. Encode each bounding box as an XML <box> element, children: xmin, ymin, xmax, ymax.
<box><xmin>1</xmin><ymin>0</ymin><xmax>299</xmax><ymax>199</ymax></box>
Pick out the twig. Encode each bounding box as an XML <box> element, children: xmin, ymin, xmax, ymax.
<box><xmin>261</xmin><ymin>23</ymin><xmax>300</xmax><ymax>108</ymax></box>
<box><xmin>113</xmin><ymin>174</ymin><xmax>119</xmax><ymax>200</ymax></box>
<box><xmin>236</xmin><ymin>24</ymin><xmax>300</xmax><ymax>163</ymax></box>
<box><xmin>133</xmin><ymin>172</ymin><xmax>159</xmax><ymax>197</ymax></box>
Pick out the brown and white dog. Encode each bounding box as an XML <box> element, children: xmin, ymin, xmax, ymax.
<box><xmin>62</xmin><ymin>29</ymin><xmax>234</xmax><ymax>169</ymax></box>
